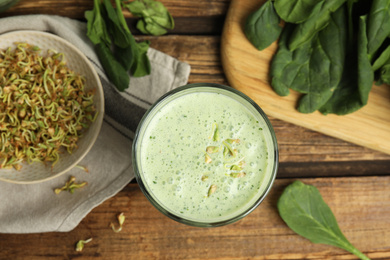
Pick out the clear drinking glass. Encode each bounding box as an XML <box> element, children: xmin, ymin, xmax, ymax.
<box><xmin>132</xmin><ymin>83</ymin><xmax>279</xmax><ymax>227</ymax></box>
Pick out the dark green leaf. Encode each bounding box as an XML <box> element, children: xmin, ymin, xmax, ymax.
<box><xmin>346</xmin><ymin>0</ymin><xmax>356</xmax><ymax>49</ymax></box>
<box><xmin>270</xmin><ymin>24</ymin><xmax>310</xmax><ymax>96</ymax></box>
<box><xmin>122</xmin><ymin>0</ymin><xmax>146</xmax><ymax>16</ymax></box>
<box><xmin>102</xmin><ymin>0</ymin><xmax>132</xmax><ymax>48</ymax></box>
<box><xmin>114</xmin><ymin>44</ymin><xmax>136</xmax><ymax>71</ymax></box>
<box><xmin>378</xmin><ymin>63</ymin><xmax>390</xmax><ymax>84</ymax></box>
<box><xmin>319</xmin><ymin>85</ymin><xmax>361</xmax><ymax>115</ymax></box>
<box><xmin>319</xmin><ymin>62</ymin><xmax>363</xmax><ymax>115</ymax></box>
<box><xmin>319</xmin><ymin>15</ymin><xmax>373</xmax><ymax>115</ymax></box>
<box><xmin>270</xmin><ymin>7</ymin><xmax>347</xmax><ymax>113</ymax></box>
<box><xmin>372</xmin><ymin>45</ymin><xmax>390</xmax><ymax>71</ymax></box>
<box><xmin>319</xmin><ymin>15</ymin><xmax>373</xmax><ymax>116</ymax></box>
<box><xmin>123</xmin><ymin>0</ymin><xmax>174</xmax><ymax>35</ymax></box>
<box><xmin>148</xmin><ymin>1</ymin><xmax>174</xmax><ymax>29</ymax></box>
<box><xmin>136</xmin><ymin>19</ymin><xmax>150</xmax><ymax>34</ymax></box>
<box><xmin>96</xmin><ymin>42</ymin><xmax>130</xmax><ymax>91</ymax></box>
<box><xmin>147</xmin><ymin>22</ymin><xmax>168</xmax><ymax>35</ymax></box>
<box><xmin>85</xmin><ymin>0</ymin><xmax>111</xmax><ymax>45</ymax></box>
<box><xmin>274</xmin><ymin>0</ymin><xmax>322</xmax><ymax>24</ymax></box>
<box><xmin>367</xmin><ymin>0</ymin><xmax>390</xmax><ymax>56</ymax></box>
<box><xmin>131</xmin><ymin>40</ymin><xmax>151</xmax><ymax>77</ymax></box>
<box><xmin>244</xmin><ymin>1</ymin><xmax>282</xmax><ymax>51</ymax></box>
<box><xmin>357</xmin><ymin>16</ymin><xmax>374</xmax><ymax>106</ymax></box>
<box><xmin>278</xmin><ymin>181</ymin><xmax>370</xmax><ymax>260</ymax></box>
<box><xmin>288</xmin><ymin>0</ymin><xmax>347</xmax><ymax>51</ymax></box>
<box><xmin>297</xmin><ymin>6</ymin><xmax>347</xmax><ymax>113</ymax></box>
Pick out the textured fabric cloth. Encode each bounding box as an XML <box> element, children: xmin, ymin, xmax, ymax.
<box><xmin>0</xmin><ymin>14</ymin><xmax>191</xmax><ymax>233</ymax></box>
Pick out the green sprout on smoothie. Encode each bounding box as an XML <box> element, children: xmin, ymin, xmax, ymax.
<box><xmin>225</xmin><ymin>157</ymin><xmax>246</xmax><ymax>178</ymax></box>
<box><xmin>231</xmin><ymin>172</ymin><xmax>246</xmax><ymax>178</ymax></box>
<box><xmin>206</xmin><ymin>146</ymin><xmax>220</xmax><ymax>153</ymax></box>
<box><xmin>225</xmin><ymin>139</ymin><xmax>240</xmax><ymax>144</ymax></box>
<box><xmin>207</xmin><ymin>184</ymin><xmax>217</xmax><ymax>197</ymax></box>
<box><xmin>203</xmin><ymin>125</ymin><xmax>248</xmax><ymax>196</ymax></box>
<box><xmin>222</xmin><ymin>140</ymin><xmax>237</xmax><ymax>158</ymax></box>
<box><xmin>210</xmin><ymin>123</ymin><xmax>220</xmax><ymax>141</ymax></box>
<box><xmin>230</xmin><ymin>164</ymin><xmax>243</xmax><ymax>171</ymax></box>
<box><xmin>205</xmin><ymin>153</ymin><xmax>212</xmax><ymax>164</ymax></box>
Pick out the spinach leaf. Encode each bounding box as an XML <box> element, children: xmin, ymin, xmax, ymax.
<box><xmin>378</xmin><ymin>63</ymin><xmax>390</xmax><ymax>84</ymax></box>
<box><xmin>274</xmin><ymin>0</ymin><xmax>322</xmax><ymax>24</ymax></box>
<box><xmin>146</xmin><ymin>1</ymin><xmax>174</xmax><ymax>30</ymax></box>
<box><xmin>270</xmin><ymin>7</ymin><xmax>346</xmax><ymax>113</ymax></box>
<box><xmin>131</xmin><ymin>40</ymin><xmax>151</xmax><ymax>77</ymax></box>
<box><xmin>244</xmin><ymin>0</ymin><xmax>282</xmax><ymax>51</ymax></box>
<box><xmin>372</xmin><ymin>44</ymin><xmax>390</xmax><ymax>71</ymax></box>
<box><xmin>102</xmin><ymin>0</ymin><xmax>133</xmax><ymax>48</ymax></box>
<box><xmin>112</xmin><ymin>0</ymin><xmax>142</xmax><ymax>72</ymax></box>
<box><xmin>122</xmin><ymin>0</ymin><xmax>174</xmax><ymax>36</ymax></box>
<box><xmin>270</xmin><ymin>24</ymin><xmax>310</xmax><ymax>96</ymax></box>
<box><xmin>122</xmin><ymin>0</ymin><xmax>144</xmax><ymax>16</ymax></box>
<box><xmin>96</xmin><ymin>42</ymin><xmax>130</xmax><ymax>92</ymax></box>
<box><xmin>278</xmin><ymin>181</ymin><xmax>371</xmax><ymax>260</ymax></box>
<box><xmin>85</xmin><ymin>0</ymin><xmax>111</xmax><ymax>45</ymax></box>
<box><xmin>346</xmin><ymin>0</ymin><xmax>359</xmax><ymax>49</ymax></box>
<box><xmin>367</xmin><ymin>0</ymin><xmax>390</xmax><ymax>57</ymax></box>
<box><xmin>298</xmin><ymin>6</ymin><xmax>347</xmax><ymax>113</ymax></box>
<box><xmin>319</xmin><ymin>70</ymin><xmax>363</xmax><ymax>115</ymax></box>
<box><xmin>137</xmin><ymin>19</ymin><xmax>167</xmax><ymax>36</ymax></box>
<box><xmin>85</xmin><ymin>0</ymin><xmax>152</xmax><ymax>91</ymax></box>
<box><xmin>319</xmin><ymin>15</ymin><xmax>373</xmax><ymax>115</ymax></box>
<box><xmin>114</xmin><ymin>44</ymin><xmax>136</xmax><ymax>71</ymax></box>
<box><xmin>357</xmin><ymin>15</ymin><xmax>374</xmax><ymax>105</ymax></box>
<box><xmin>288</xmin><ymin>0</ymin><xmax>347</xmax><ymax>51</ymax></box>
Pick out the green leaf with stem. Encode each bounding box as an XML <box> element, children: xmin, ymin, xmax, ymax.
<box><xmin>278</xmin><ymin>181</ymin><xmax>370</xmax><ymax>260</ymax></box>
<box><xmin>372</xmin><ymin>44</ymin><xmax>390</xmax><ymax>71</ymax></box>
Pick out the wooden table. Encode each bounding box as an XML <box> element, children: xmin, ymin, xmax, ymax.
<box><xmin>1</xmin><ymin>1</ymin><xmax>390</xmax><ymax>259</ymax></box>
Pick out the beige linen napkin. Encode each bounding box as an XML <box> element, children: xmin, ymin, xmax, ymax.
<box><xmin>0</xmin><ymin>14</ymin><xmax>191</xmax><ymax>233</ymax></box>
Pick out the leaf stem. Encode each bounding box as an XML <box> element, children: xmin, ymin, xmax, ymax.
<box><xmin>115</xmin><ymin>0</ymin><xmax>131</xmax><ymax>33</ymax></box>
<box><xmin>348</xmin><ymin>246</ymin><xmax>370</xmax><ymax>260</ymax></box>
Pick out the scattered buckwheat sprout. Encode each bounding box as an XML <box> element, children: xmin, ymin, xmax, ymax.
<box><xmin>75</xmin><ymin>238</ymin><xmax>92</xmax><ymax>252</ymax></box>
<box><xmin>110</xmin><ymin>212</ymin><xmax>125</xmax><ymax>233</ymax></box>
<box><xmin>54</xmin><ymin>176</ymin><xmax>87</xmax><ymax>194</ymax></box>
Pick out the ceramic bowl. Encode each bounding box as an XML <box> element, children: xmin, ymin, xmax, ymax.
<box><xmin>0</xmin><ymin>30</ymin><xmax>104</xmax><ymax>184</ymax></box>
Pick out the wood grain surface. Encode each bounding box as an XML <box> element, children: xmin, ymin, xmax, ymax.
<box><xmin>221</xmin><ymin>0</ymin><xmax>390</xmax><ymax>155</ymax></box>
<box><xmin>2</xmin><ymin>179</ymin><xmax>390</xmax><ymax>259</ymax></box>
<box><xmin>0</xmin><ymin>0</ymin><xmax>389</xmax><ymax>259</ymax></box>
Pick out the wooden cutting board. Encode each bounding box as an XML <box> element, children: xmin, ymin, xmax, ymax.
<box><xmin>221</xmin><ymin>0</ymin><xmax>390</xmax><ymax>155</ymax></box>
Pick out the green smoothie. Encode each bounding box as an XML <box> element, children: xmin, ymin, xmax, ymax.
<box><xmin>133</xmin><ymin>85</ymin><xmax>277</xmax><ymax>225</ymax></box>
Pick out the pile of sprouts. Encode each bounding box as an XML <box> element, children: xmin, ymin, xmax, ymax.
<box><xmin>0</xmin><ymin>42</ymin><xmax>97</xmax><ymax>170</ymax></box>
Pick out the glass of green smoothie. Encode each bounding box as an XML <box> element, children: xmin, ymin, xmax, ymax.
<box><xmin>132</xmin><ymin>83</ymin><xmax>278</xmax><ymax>227</ymax></box>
